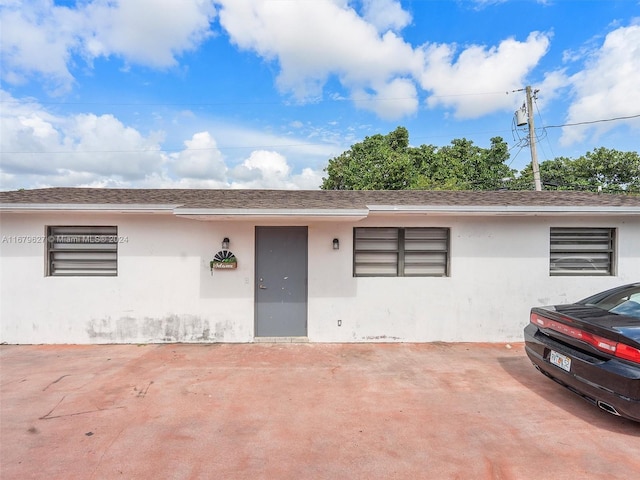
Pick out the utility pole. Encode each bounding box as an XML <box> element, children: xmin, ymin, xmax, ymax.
<box><xmin>526</xmin><ymin>86</ymin><xmax>542</xmax><ymax>191</ymax></box>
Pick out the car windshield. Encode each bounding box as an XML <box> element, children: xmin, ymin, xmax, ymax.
<box><xmin>582</xmin><ymin>285</ymin><xmax>640</xmax><ymax>320</ymax></box>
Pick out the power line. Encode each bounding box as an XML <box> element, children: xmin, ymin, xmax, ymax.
<box><xmin>0</xmin><ymin>143</ymin><xmax>329</xmax><ymax>155</ymax></box>
<box><xmin>533</xmin><ymin>95</ymin><xmax>554</xmax><ymax>162</ymax></box>
<box><xmin>1</xmin><ymin>114</ymin><xmax>637</xmax><ymax>156</ymax></box>
<box><xmin>0</xmin><ymin>129</ymin><xmax>514</xmax><ymax>155</ymax></box>
<box><xmin>0</xmin><ymin>91</ymin><xmax>510</xmax><ymax>108</ymax></box>
<box><xmin>544</xmin><ymin>114</ymin><xmax>640</xmax><ymax>128</ymax></box>
<box><xmin>506</xmin><ymin>144</ymin><xmax>525</xmax><ymax>168</ymax></box>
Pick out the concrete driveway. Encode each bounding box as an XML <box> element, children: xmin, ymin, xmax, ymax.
<box><xmin>1</xmin><ymin>343</ymin><xmax>639</xmax><ymax>479</ymax></box>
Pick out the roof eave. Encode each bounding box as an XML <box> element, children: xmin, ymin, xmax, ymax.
<box><xmin>174</xmin><ymin>208</ymin><xmax>370</xmax><ymax>222</ymax></box>
<box><xmin>2</xmin><ymin>203</ymin><xmax>638</xmax><ymax>217</ymax></box>
<box><xmin>366</xmin><ymin>205</ymin><xmax>640</xmax><ymax>216</ymax></box>
<box><xmin>0</xmin><ymin>203</ymin><xmax>178</xmax><ymax>213</ymax></box>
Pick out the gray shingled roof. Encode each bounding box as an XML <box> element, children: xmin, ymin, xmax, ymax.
<box><xmin>1</xmin><ymin>187</ymin><xmax>640</xmax><ymax>210</ymax></box>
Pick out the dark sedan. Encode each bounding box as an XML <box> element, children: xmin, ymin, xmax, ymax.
<box><xmin>524</xmin><ymin>282</ymin><xmax>640</xmax><ymax>422</ymax></box>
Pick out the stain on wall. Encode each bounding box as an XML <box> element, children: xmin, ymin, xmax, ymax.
<box><xmin>142</xmin><ymin>318</ymin><xmax>164</xmax><ymax>340</ymax></box>
<box><xmin>86</xmin><ymin>315</ymin><xmax>224</xmax><ymax>343</ymax></box>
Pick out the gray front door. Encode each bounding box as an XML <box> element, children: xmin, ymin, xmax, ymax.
<box><xmin>255</xmin><ymin>226</ymin><xmax>308</xmax><ymax>337</ymax></box>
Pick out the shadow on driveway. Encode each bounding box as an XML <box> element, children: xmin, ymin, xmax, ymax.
<box><xmin>497</xmin><ymin>352</ymin><xmax>640</xmax><ymax>436</ymax></box>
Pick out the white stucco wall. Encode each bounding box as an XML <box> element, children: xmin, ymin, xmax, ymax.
<box><xmin>0</xmin><ymin>212</ymin><xmax>255</xmax><ymax>344</ymax></box>
<box><xmin>1</xmin><ymin>211</ymin><xmax>638</xmax><ymax>344</ymax></box>
<box><xmin>308</xmin><ymin>215</ymin><xmax>639</xmax><ymax>342</ymax></box>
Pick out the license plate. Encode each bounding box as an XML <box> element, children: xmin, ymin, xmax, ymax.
<box><xmin>549</xmin><ymin>350</ymin><xmax>571</xmax><ymax>372</ymax></box>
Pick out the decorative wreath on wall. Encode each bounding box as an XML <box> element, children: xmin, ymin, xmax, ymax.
<box><xmin>210</xmin><ymin>250</ymin><xmax>237</xmax><ymax>270</ymax></box>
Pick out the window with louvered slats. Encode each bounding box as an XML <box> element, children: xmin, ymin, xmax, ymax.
<box><xmin>549</xmin><ymin>227</ymin><xmax>616</xmax><ymax>276</ymax></box>
<box><xmin>354</xmin><ymin>227</ymin><xmax>449</xmax><ymax>277</ymax></box>
<box><xmin>47</xmin><ymin>226</ymin><xmax>118</xmax><ymax>276</ymax></box>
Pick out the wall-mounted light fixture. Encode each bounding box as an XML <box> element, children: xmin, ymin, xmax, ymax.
<box><xmin>222</xmin><ymin>237</ymin><xmax>230</xmax><ymax>249</ymax></box>
<box><xmin>332</xmin><ymin>238</ymin><xmax>340</xmax><ymax>250</ymax></box>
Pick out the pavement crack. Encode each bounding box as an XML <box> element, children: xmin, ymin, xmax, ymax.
<box><xmin>0</xmin><ymin>377</ymin><xmax>28</xmax><ymax>387</ymax></box>
<box><xmin>39</xmin><ymin>395</ymin><xmax>67</xmax><ymax>420</ymax></box>
<box><xmin>90</xmin><ymin>424</ymin><xmax>127</xmax><ymax>480</ymax></box>
<box><xmin>43</xmin><ymin>374</ymin><xmax>71</xmax><ymax>391</ymax></box>
<box><xmin>40</xmin><ymin>404</ymin><xmax>125</xmax><ymax>420</ymax></box>
<box><xmin>136</xmin><ymin>381</ymin><xmax>153</xmax><ymax>398</ymax></box>
<box><xmin>39</xmin><ymin>394</ymin><xmax>125</xmax><ymax>420</ymax></box>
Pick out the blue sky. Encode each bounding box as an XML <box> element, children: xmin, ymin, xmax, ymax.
<box><xmin>1</xmin><ymin>0</ymin><xmax>639</xmax><ymax>190</ymax></box>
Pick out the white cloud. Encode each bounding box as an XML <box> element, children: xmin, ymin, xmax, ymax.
<box><xmin>230</xmin><ymin>150</ymin><xmax>293</xmax><ymax>189</ymax></box>
<box><xmin>0</xmin><ymin>92</ymin><xmax>324</xmax><ymax>190</ymax></box>
<box><xmin>470</xmin><ymin>0</ymin><xmax>508</xmax><ymax>8</ymax></box>
<box><xmin>419</xmin><ymin>32</ymin><xmax>551</xmax><ymax>118</ymax></box>
<box><xmin>216</xmin><ymin>0</ymin><xmax>421</xmax><ymax>118</ymax></box>
<box><xmin>169</xmin><ymin>132</ymin><xmax>227</xmax><ymax>180</ymax></box>
<box><xmin>63</xmin><ymin>114</ymin><xmax>165</xmax><ymax>178</ymax></box>
<box><xmin>182</xmin><ymin>117</ymin><xmax>346</xmax><ymax>170</ymax></box>
<box><xmin>352</xmin><ymin>78</ymin><xmax>418</xmax><ymax>120</ymax></box>
<box><xmin>361</xmin><ymin>0</ymin><xmax>412</xmax><ymax>33</ymax></box>
<box><xmin>0</xmin><ymin>0</ymin><xmax>217</xmax><ymax>93</ymax></box>
<box><xmin>229</xmin><ymin>150</ymin><xmax>323</xmax><ymax>189</ymax></box>
<box><xmin>215</xmin><ymin>0</ymin><xmax>553</xmax><ymax>120</ymax></box>
<box><xmin>561</xmin><ymin>25</ymin><xmax>640</xmax><ymax>145</ymax></box>
<box><xmin>0</xmin><ymin>1</ymin><xmax>82</xmax><ymax>94</ymax></box>
<box><xmin>528</xmin><ymin>69</ymin><xmax>572</xmax><ymax>115</ymax></box>
<box><xmin>293</xmin><ymin>168</ymin><xmax>326</xmax><ymax>190</ymax></box>
<box><xmin>2</xmin><ymin>0</ymin><xmax>559</xmax><ymax>123</ymax></box>
<box><xmin>0</xmin><ymin>94</ymin><xmax>165</xmax><ymax>183</ymax></box>
<box><xmin>83</xmin><ymin>0</ymin><xmax>216</xmax><ymax>67</ymax></box>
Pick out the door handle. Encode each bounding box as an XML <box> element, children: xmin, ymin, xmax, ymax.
<box><xmin>259</xmin><ymin>284</ymin><xmax>267</xmax><ymax>289</ymax></box>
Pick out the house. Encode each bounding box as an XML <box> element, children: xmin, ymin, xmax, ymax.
<box><xmin>1</xmin><ymin>188</ymin><xmax>639</xmax><ymax>344</ymax></box>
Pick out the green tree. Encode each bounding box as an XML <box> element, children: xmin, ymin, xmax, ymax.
<box><xmin>577</xmin><ymin>147</ymin><xmax>640</xmax><ymax>193</ymax></box>
<box><xmin>513</xmin><ymin>148</ymin><xmax>640</xmax><ymax>193</ymax></box>
<box><xmin>421</xmin><ymin>138</ymin><xmax>475</xmax><ymax>190</ymax></box>
<box><xmin>321</xmin><ymin>127</ymin><xmax>415</xmax><ymax>190</ymax></box>
<box><xmin>427</xmin><ymin>136</ymin><xmax>513</xmax><ymax>190</ymax></box>
<box><xmin>322</xmin><ymin>128</ymin><xmax>514</xmax><ymax>191</ymax></box>
<box><xmin>321</xmin><ymin>128</ymin><xmax>637</xmax><ymax>193</ymax></box>
<box><xmin>475</xmin><ymin>137</ymin><xmax>514</xmax><ymax>190</ymax></box>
